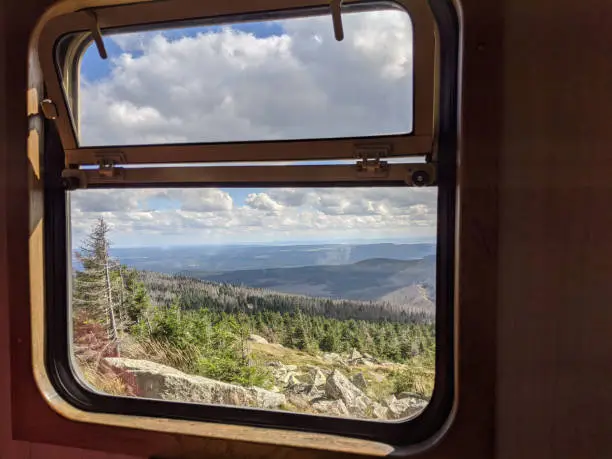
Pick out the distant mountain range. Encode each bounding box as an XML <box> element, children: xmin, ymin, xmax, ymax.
<box><xmin>110</xmin><ymin>242</ymin><xmax>436</xmax><ymax>273</ymax></box>
<box><xmin>99</xmin><ymin>242</ymin><xmax>436</xmax><ymax>311</ymax></box>
<box><xmin>184</xmin><ymin>256</ymin><xmax>436</xmax><ymax>312</ymax></box>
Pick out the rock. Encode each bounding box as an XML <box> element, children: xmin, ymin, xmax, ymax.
<box><xmin>325</xmin><ymin>370</ymin><xmax>362</xmax><ymax>401</ymax></box>
<box><xmin>285</xmin><ymin>364</ymin><xmax>298</xmax><ymax>371</ymax></box>
<box><xmin>386</xmin><ymin>396</ymin><xmax>428</xmax><ymax>419</ymax></box>
<box><xmin>247</xmin><ymin>334</ymin><xmax>268</xmax><ymax>344</ymax></box>
<box><xmin>372</xmin><ymin>402</ymin><xmax>389</xmax><ymax>420</ymax></box>
<box><xmin>349</xmin><ymin>349</ymin><xmax>362</xmax><ymax>361</ymax></box>
<box><xmin>325</xmin><ymin>369</ymin><xmax>373</xmax><ymax>416</ymax></box>
<box><xmin>383</xmin><ymin>395</ymin><xmax>398</xmax><ymax>408</ymax></box>
<box><xmin>301</xmin><ymin>368</ymin><xmax>327</xmax><ymax>387</ymax></box>
<box><xmin>104</xmin><ymin>357</ymin><xmax>285</xmax><ymax>410</ymax></box>
<box><xmin>311</xmin><ymin>399</ymin><xmax>350</xmax><ymax>417</ymax></box>
<box><xmin>286</xmin><ymin>373</ymin><xmax>301</xmax><ymax>387</ymax></box>
<box><xmin>266</xmin><ymin>360</ymin><xmax>284</xmax><ymax>368</ymax></box>
<box><xmin>351</xmin><ymin>372</ymin><xmax>368</xmax><ymax>390</ymax></box>
<box><xmin>286</xmin><ymin>393</ymin><xmax>311</xmax><ymax>410</ymax></box>
<box><xmin>322</xmin><ymin>352</ymin><xmax>341</xmax><ymax>362</ymax></box>
<box><xmin>352</xmin><ymin>357</ymin><xmax>375</xmax><ymax>367</ymax></box>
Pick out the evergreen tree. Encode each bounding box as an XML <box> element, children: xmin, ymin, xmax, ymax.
<box><xmin>73</xmin><ymin>218</ymin><xmax>151</xmax><ymax>355</ymax></box>
<box><xmin>73</xmin><ymin>218</ymin><xmax>120</xmax><ymax>348</ymax></box>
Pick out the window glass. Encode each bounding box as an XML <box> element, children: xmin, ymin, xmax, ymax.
<box><xmin>77</xmin><ymin>7</ymin><xmax>413</xmax><ymax>146</ymax></box>
<box><xmin>70</xmin><ymin>186</ymin><xmax>436</xmax><ymax>420</ymax></box>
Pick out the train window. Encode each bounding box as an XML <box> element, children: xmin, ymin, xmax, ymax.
<box><xmin>69</xmin><ymin>184</ymin><xmax>437</xmax><ymax>422</ymax></box>
<box><xmin>37</xmin><ymin>0</ymin><xmax>458</xmax><ymax>449</ymax></box>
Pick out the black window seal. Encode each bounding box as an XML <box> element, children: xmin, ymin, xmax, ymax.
<box><xmin>43</xmin><ymin>0</ymin><xmax>458</xmax><ymax>448</ymax></box>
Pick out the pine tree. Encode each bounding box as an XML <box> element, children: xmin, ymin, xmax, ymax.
<box><xmin>73</xmin><ymin>218</ymin><xmax>121</xmax><ymax>348</ymax></box>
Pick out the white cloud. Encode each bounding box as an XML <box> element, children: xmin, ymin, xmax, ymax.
<box><xmin>70</xmin><ymin>187</ymin><xmax>436</xmax><ymax>247</ymax></box>
<box><xmin>79</xmin><ymin>9</ymin><xmax>413</xmax><ymax>146</ymax></box>
<box><xmin>158</xmin><ymin>189</ymin><xmax>234</xmax><ymax>212</ymax></box>
<box><xmin>245</xmin><ymin>192</ymin><xmax>283</xmax><ymax>214</ymax></box>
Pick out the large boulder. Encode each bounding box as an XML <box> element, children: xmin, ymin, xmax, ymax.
<box><xmin>324</xmin><ymin>369</ymin><xmax>373</xmax><ymax>417</ymax></box>
<box><xmin>247</xmin><ymin>334</ymin><xmax>269</xmax><ymax>344</ymax></box>
<box><xmin>103</xmin><ymin>358</ymin><xmax>285</xmax><ymax>410</ymax></box>
<box><xmin>322</xmin><ymin>352</ymin><xmax>341</xmax><ymax>362</ymax></box>
<box><xmin>349</xmin><ymin>349</ymin><xmax>362</xmax><ymax>361</ymax></box>
<box><xmin>267</xmin><ymin>361</ymin><xmax>301</xmax><ymax>387</ymax></box>
<box><xmin>386</xmin><ymin>396</ymin><xmax>428</xmax><ymax>419</ymax></box>
<box><xmin>311</xmin><ymin>399</ymin><xmax>350</xmax><ymax>417</ymax></box>
<box><xmin>372</xmin><ymin>402</ymin><xmax>390</xmax><ymax>420</ymax></box>
<box><xmin>351</xmin><ymin>372</ymin><xmax>368</xmax><ymax>390</ymax></box>
<box><xmin>299</xmin><ymin>368</ymin><xmax>327</xmax><ymax>387</ymax></box>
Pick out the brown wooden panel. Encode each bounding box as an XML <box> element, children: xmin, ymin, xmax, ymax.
<box><xmin>496</xmin><ymin>0</ymin><xmax>612</xmax><ymax>458</ymax></box>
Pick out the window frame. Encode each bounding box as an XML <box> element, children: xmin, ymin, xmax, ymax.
<box><xmin>32</xmin><ymin>0</ymin><xmax>460</xmax><ymax>452</ymax></box>
<box><xmin>39</xmin><ymin>0</ymin><xmax>437</xmax><ymax>166</ymax></box>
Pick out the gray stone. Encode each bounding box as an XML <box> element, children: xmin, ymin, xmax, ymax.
<box><xmin>386</xmin><ymin>396</ymin><xmax>428</xmax><ymax>420</ymax></box>
<box><xmin>311</xmin><ymin>399</ymin><xmax>350</xmax><ymax>417</ymax></box>
<box><xmin>322</xmin><ymin>352</ymin><xmax>341</xmax><ymax>362</ymax></box>
<box><xmin>352</xmin><ymin>357</ymin><xmax>375</xmax><ymax>367</ymax></box>
<box><xmin>104</xmin><ymin>357</ymin><xmax>285</xmax><ymax>410</ymax></box>
<box><xmin>372</xmin><ymin>402</ymin><xmax>390</xmax><ymax>420</ymax></box>
<box><xmin>247</xmin><ymin>334</ymin><xmax>269</xmax><ymax>344</ymax></box>
<box><xmin>325</xmin><ymin>369</ymin><xmax>373</xmax><ymax>416</ymax></box>
<box><xmin>349</xmin><ymin>349</ymin><xmax>362</xmax><ymax>361</ymax></box>
<box><xmin>351</xmin><ymin>372</ymin><xmax>368</xmax><ymax>390</ymax></box>
<box><xmin>300</xmin><ymin>368</ymin><xmax>327</xmax><ymax>387</ymax></box>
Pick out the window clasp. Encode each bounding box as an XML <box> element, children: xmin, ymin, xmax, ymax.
<box><xmin>84</xmin><ymin>10</ymin><xmax>107</xmax><ymax>59</ymax></box>
<box><xmin>330</xmin><ymin>0</ymin><xmax>344</xmax><ymax>41</ymax></box>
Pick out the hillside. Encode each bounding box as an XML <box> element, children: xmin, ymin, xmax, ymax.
<box><xmin>140</xmin><ymin>270</ymin><xmax>434</xmax><ymax>322</ymax></box>
<box><xmin>182</xmin><ymin>256</ymin><xmax>436</xmax><ymax>305</ymax></box>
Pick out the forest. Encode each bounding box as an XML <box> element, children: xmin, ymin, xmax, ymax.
<box><xmin>72</xmin><ymin>218</ymin><xmax>436</xmax><ymax>416</ymax></box>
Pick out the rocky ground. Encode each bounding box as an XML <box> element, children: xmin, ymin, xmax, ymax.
<box><xmin>102</xmin><ymin>334</ymin><xmax>430</xmax><ymax>420</ymax></box>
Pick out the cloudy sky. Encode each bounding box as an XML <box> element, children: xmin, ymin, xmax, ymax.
<box><xmin>72</xmin><ymin>8</ymin><xmax>437</xmax><ymax>247</ymax></box>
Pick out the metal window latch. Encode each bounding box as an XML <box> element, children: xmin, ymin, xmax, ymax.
<box><xmin>355</xmin><ymin>145</ymin><xmax>390</xmax><ymax>177</ymax></box>
<box><xmin>85</xmin><ymin>10</ymin><xmax>107</xmax><ymax>59</ymax></box>
<box><xmin>95</xmin><ymin>152</ymin><xmax>126</xmax><ymax>180</ymax></box>
<box><xmin>330</xmin><ymin>0</ymin><xmax>344</xmax><ymax>41</ymax></box>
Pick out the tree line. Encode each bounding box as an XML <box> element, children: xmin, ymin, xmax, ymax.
<box><xmin>141</xmin><ymin>271</ymin><xmax>434</xmax><ymax>324</ymax></box>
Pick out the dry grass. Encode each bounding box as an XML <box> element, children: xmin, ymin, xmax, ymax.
<box><xmin>77</xmin><ymin>360</ymin><xmax>133</xmax><ymax>396</ymax></box>
<box><xmin>120</xmin><ymin>336</ymin><xmax>196</xmax><ymax>370</ymax></box>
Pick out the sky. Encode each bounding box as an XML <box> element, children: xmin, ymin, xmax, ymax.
<box><xmin>72</xmin><ymin>8</ymin><xmax>437</xmax><ymax>248</ymax></box>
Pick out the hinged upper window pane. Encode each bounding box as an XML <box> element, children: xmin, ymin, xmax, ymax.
<box><xmin>39</xmin><ymin>0</ymin><xmax>436</xmax><ymax>163</ymax></box>
<box><xmin>76</xmin><ymin>6</ymin><xmax>414</xmax><ymax>146</ymax></box>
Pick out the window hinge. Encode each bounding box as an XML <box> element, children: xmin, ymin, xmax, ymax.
<box><xmin>40</xmin><ymin>99</ymin><xmax>58</xmax><ymax>120</ymax></box>
<box><xmin>355</xmin><ymin>145</ymin><xmax>390</xmax><ymax>177</ymax></box>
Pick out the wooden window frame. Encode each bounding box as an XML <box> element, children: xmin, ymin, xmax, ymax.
<box><xmin>10</xmin><ymin>0</ymin><xmax>505</xmax><ymax>456</ymax></box>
